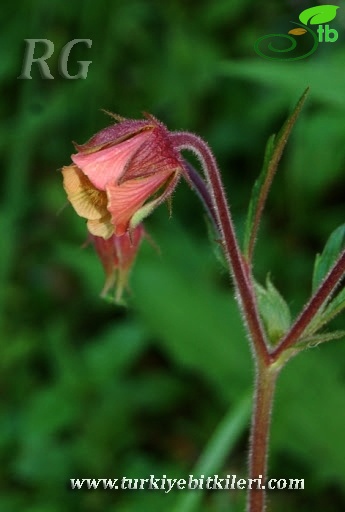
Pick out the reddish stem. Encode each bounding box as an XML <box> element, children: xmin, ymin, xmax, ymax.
<box><xmin>272</xmin><ymin>248</ymin><xmax>345</xmax><ymax>362</ymax></box>
<box><xmin>171</xmin><ymin>131</ymin><xmax>270</xmax><ymax>365</ymax></box>
<box><xmin>169</xmin><ymin>131</ymin><xmax>345</xmax><ymax>512</ymax></box>
<box><xmin>247</xmin><ymin>363</ymin><xmax>279</xmax><ymax>512</ymax></box>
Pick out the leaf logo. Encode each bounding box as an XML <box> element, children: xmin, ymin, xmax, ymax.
<box><xmin>254</xmin><ymin>4</ymin><xmax>340</xmax><ymax>61</ymax></box>
<box><xmin>299</xmin><ymin>5</ymin><xmax>339</xmax><ymax>26</ymax></box>
<box><xmin>288</xmin><ymin>28</ymin><xmax>307</xmax><ymax>36</ymax></box>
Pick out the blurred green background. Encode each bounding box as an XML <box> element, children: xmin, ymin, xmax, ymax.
<box><xmin>1</xmin><ymin>1</ymin><xmax>345</xmax><ymax>511</ymax></box>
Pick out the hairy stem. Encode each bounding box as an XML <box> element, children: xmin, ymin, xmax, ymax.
<box><xmin>272</xmin><ymin>247</ymin><xmax>345</xmax><ymax>361</ymax></box>
<box><xmin>182</xmin><ymin>159</ymin><xmax>219</xmax><ymax>233</ymax></box>
<box><xmin>171</xmin><ymin>131</ymin><xmax>270</xmax><ymax>364</ymax></box>
<box><xmin>247</xmin><ymin>363</ymin><xmax>279</xmax><ymax>512</ymax></box>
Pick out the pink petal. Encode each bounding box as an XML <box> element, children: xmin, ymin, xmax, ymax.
<box><xmin>106</xmin><ymin>171</ymin><xmax>172</xmax><ymax>235</ymax></box>
<box><xmin>75</xmin><ymin>118</ymin><xmax>154</xmax><ymax>153</ymax></box>
<box><xmin>72</xmin><ymin>131</ymin><xmax>151</xmax><ymax>191</ymax></box>
<box><xmin>121</xmin><ymin>125</ymin><xmax>182</xmax><ymax>182</ymax></box>
<box><xmin>129</xmin><ymin>171</ymin><xmax>180</xmax><ymax>230</ymax></box>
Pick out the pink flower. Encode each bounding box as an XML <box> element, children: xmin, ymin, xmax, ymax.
<box><xmin>91</xmin><ymin>224</ymin><xmax>145</xmax><ymax>303</ymax></box>
<box><xmin>62</xmin><ymin>114</ymin><xmax>183</xmax><ymax>238</ymax></box>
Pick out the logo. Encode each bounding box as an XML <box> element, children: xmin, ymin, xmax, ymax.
<box><xmin>254</xmin><ymin>4</ymin><xmax>339</xmax><ymax>60</ymax></box>
<box><xmin>17</xmin><ymin>39</ymin><xmax>92</xmax><ymax>79</ymax></box>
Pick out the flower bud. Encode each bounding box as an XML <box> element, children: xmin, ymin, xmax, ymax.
<box><xmin>62</xmin><ymin>114</ymin><xmax>183</xmax><ymax>238</ymax></box>
<box><xmin>90</xmin><ymin>224</ymin><xmax>145</xmax><ymax>303</ymax></box>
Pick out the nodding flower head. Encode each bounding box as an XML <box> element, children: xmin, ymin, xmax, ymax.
<box><xmin>62</xmin><ymin>114</ymin><xmax>183</xmax><ymax>238</ymax></box>
<box><xmin>90</xmin><ymin>223</ymin><xmax>145</xmax><ymax>303</ymax></box>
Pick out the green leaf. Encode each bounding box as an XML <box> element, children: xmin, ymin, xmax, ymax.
<box><xmin>299</xmin><ymin>5</ymin><xmax>339</xmax><ymax>25</ymax></box>
<box><xmin>302</xmin><ymin>285</ymin><xmax>345</xmax><ymax>339</ymax></box>
<box><xmin>307</xmin><ymin>286</ymin><xmax>345</xmax><ymax>336</ymax></box>
<box><xmin>171</xmin><ymin>394</ymin><xmax>251</xmax><ymax>512</ymax></box>
<box><xmin>274</xmin><ymin>348</ymin><xmax>345</xmax><ymax>488</ymax></box>
<box><xmin>321</xmin><ymin>286</ymin><xmax>345</xmax><ymax>323</ymax></box>
<box><xmin>243</xmin><ymin>88</ymin><xmax>309</xmax><ymax>259</ymax></box>
<box><xmin>219</xmin><ymin>59</ymin><xmax>345</xmax><ymax>110</ymax></box>
<box><xmin>299</xmin><ymin>330</ymin><xmax>345</xmax><ymax>349</ymax></box>
<box><xmin>312</xmin><ymin>224</ymin><xmax>345</xmax><ymax>293</ymax></box>
<box><xmin>243</xmin><ymin>134</ymin><xmax>274</xmax><ymax>256</ymax></box>
<box><xmin>131</xmin><ymin>222</ymin><xmax>251</xmax><ymax>401</ymax></box>
<box><xmin>255</xmin><ymin>275</ymin><xmax>291</xmax><ymax>345</ymax></box>
<box><xmin>301</xmin><ymin>226</ymin><xmax>345</xmax><ymax>338</ymax></box>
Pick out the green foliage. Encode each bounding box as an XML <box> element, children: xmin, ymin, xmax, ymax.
<box><xmin>172</xmin><ymin>394</ymin><xmax>251</xmax><ymax>512</ymax></box>
<box><xmin>298</xmin><ymin>330</ymin><xmax>345</xmax><ymax>349</ymax></box>
<box><xmin>243</xmin><ymin>88</ymin><xmax>308</xmax><ymax>259</ymax></box>
<box><xmin>274</xmin><ymin>347</ymin><xmax>345</xmax><ymax>489</ymax></box>
<box><xmin>313</xmin><ymin>224</ymin><xmax>345</xmax><ymax>293</ymax></box>
<box><xmin>300</xmin><ymin>224</ymin><xmax>345</xmax><ymax>339</ymax></box>
<box><xmin>1</xmin><ymin>1</ymin><xmax>345</xmax><ymax>511</ymax></box>
<box><xmin>131</xmin><ymin>224</ymin><xmax>252</xmax><ymax>401</ymax></box>
<box><xmin>255</xmin><ymin>276</ymin><xmax>291</xmax><ymax>345</ymax></box>
<box><xmin>320</xmin><ymin>287</ymin><xmax>345</xmax><ymax>327</ymax></box>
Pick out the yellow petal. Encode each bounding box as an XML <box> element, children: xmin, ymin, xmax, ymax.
<box><xmin>87</xmin><ymin>216</ymin><xmax>114</xmax><ymax>239</ymax></box>
<box><xmin>62</xmin><ymin>165</ymin><xmax>108</xmax><ymax>220</ymax></box>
